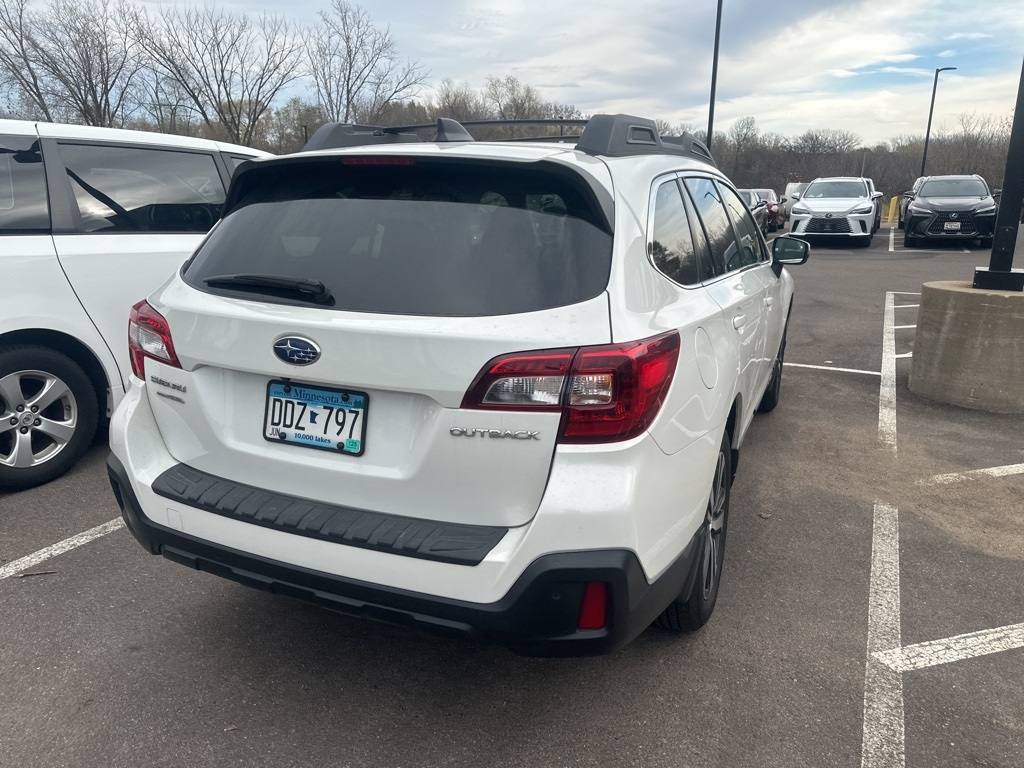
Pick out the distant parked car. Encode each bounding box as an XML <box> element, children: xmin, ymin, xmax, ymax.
<box><xmin>789</xmin><ymin>176</ymin><xmax>883</xmax><ymax>247</ymax></box>
<box><xmin>738</xmin><ymin>188</ymin><xmax>769</xmax><ymax>234</ymax></box>
<box><xmin>0</xmin><ymin>119</ymin><xmax>267</xmax><ymax>490</ymax></box>
<box><xmin>754</xmin><ymin>188</ymin><xmax>787</xmax><ymax>231</ymax></box>
<box><xmin>782</xmin><ymin>182</ymin><xmax>808</xmax><ymax>218</ymax></box>
<box><xmin>862</xmin><ymin>178</ymin><xmax>883</xmax><ymax>233</ymax></box>
<box><xmin>903</xmin><ymin>174</ymin><xmax>998</xmax><ymax>249</ymax></box>
<box><xmin>899</xmin><ymin>177</ymin><xmax>926</xmax><ymax>229</ymax></box>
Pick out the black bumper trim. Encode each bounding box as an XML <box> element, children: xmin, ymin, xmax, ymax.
<box><xmin>107</xmin><ymin>454</ymin><xmax>702</xmax><ymax>657</ymax></box>
<box><xmin>150</xmin><ymin>463</ymin><xmax>507</xmax><ymax>566</ymax></box>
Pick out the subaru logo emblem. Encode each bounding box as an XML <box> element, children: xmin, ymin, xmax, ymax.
<box><xmin>273</xmin><ymin>336</ymin><xmax>320</xmax><ymax>366</ymax></box>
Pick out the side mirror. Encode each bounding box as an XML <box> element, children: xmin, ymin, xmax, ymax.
<box><xmin>780</xmin><ymin>196</ymin><xmax>788</xmax><ymax>203</ymax></box>
<box><xmin>773</xmin><ymin>235</ymin><xmax>809</xmax><ymax>265</ymax></box>
<box><xmin>993</xmin><ymin>188</ymin><xmax>1002</xmax><ymax>196</ymax></box>
<box><xmin>902</xmin><ymin>191</ymin><xmax>913</xmax><ymax>198</ymax></box>
<box><xmin>790</xmin><ymin>193</ymin><xmax>800</xmax><ymax>200</ymax></box>
<box><xmin>871</xmin><ymin>191</ymin><xmax>883</xmax><ymax>200</ymax></box>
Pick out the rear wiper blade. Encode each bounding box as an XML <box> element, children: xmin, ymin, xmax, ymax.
<box><xmin>202</xmin><ymin>274</ymin><xmax>334</xmax><ymax>305</ymax></box>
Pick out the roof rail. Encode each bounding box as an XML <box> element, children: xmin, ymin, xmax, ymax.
<box><xmin>301</xmin><ymin>114</ymin><xmax>716</xmax><ymax>167</ymax></box>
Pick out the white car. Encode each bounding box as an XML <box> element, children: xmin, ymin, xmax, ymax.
<box><xmin>789</xmin><ymin>176</ymin><xmax>883</xmax><ymax>247</ymax></box>
<box><xmin>107</xmin><ymin>115</ymin><xmax>808</xmax><ymax>656</ymax></box>
<box><xmin>0</xmin><ymin>120</ymin><xmax>266</xmax><ymax>490</ymax></box>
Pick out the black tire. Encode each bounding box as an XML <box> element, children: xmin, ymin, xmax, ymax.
<box><xmin>769</xmin><ymin>221</ymin><xmax>778</xmax><ymax>233</ymax></box>
<box><xmin>980</xmin><ymin>237</ymin><xmax>993</xmax><ymax>249</ymax></box>
<box><xmin>656</xmin><ymin>431</ymin><xmax>731</xmax><ymax>632</ymax></box>
<box><xmin>903</xmin><ymin>233</ymin><xmax>917</xmax><ymax>248</ymax></box>
<box><xmin>0</xmin><ymin>345</ymin><xmax>99</xmax><ymax>492</ymax></box>
<box><xmin>858</xmin><ymin>234</ymin><xmax>873</xmax><ymax>248</ymax></box>
<box><xmin>757</xmin><ymin>327</ymin><xmax>787</xmax><ymax>414</ymax></box>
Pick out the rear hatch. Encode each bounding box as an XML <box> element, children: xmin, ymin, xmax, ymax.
<box><xmin>145</xmin><ymin>152</ymin><xmax>615</xmax><ymax>528</ymax></box>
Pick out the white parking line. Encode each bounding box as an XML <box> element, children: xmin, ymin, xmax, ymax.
<box><xmin>894</xmin><ymin>304</ymin><xmax>919</xmax><ymax>309</ymax></box>
<box><xmin>878</xmin><ymin>293</ymin><xmax>897</xmax><ymax>454</ymax></box>
<box><xmin>889</xmin><ymin>226</ymin><xmax>895</xmax><ymax>253</ymax></box>
<box><xmin>891</xmin><ymin>292</ymin><xmax>921</xmax><ymax>295</ymax></box>
<box><xmin>917</xmin><ymin>462</ymin><xmax>1024</xmax><ymax>486</ymax></box>
<box><xmin>893</xmin><ymin>325</ymin><xmax>916</xmax><ymax>330</ymax></box>
<box><xmin>784</xmin><ymin>362</ymin><xmax>881</xmax><ymax>376</ymax></box>
<box><xmin>861</xmin><ymin>501</ymin><xmax>905</xmax><ymax>768</ymax></box>
<box><xmin>874</xmin><ymin>622</ymin><xmax>1024</xmax><ymax>674</ymax></box>
<box><xmin>894</xmin><ymin>352</ymin><xmax>913</xmax><ymax>359</ymax></box>
<box><xmin>0</xmin><ymin>518</ymin><xmax>124</xmax><ymax>581</ymax></box>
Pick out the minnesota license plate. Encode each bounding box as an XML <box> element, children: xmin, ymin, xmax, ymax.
<box><xmin>944</xmin><ymin>221</ymin><xmax>961</xmax><ymax>231</ymax></box>
<box><xmin>263</xmin><ymin>381</ymin><xmax>367</xmax><ymax>456</ymax></box>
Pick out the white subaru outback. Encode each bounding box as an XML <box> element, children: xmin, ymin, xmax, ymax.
<box><xmin>107</xmin><ymin>115</ymin><xmax>808</xmax><ymax>656</ymax></box>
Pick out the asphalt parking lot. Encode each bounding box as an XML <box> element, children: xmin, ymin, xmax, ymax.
<box><xmin>2</xmin><ymin>223</ymin><xmax>1022</xmax><ymax>768</ymax></box>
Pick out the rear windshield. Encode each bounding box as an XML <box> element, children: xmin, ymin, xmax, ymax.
<box><xmin>183</xmin><ymin>158</ymin><xmax>613</xmax><ymax>317</ymax></box>
<box><xmin>803</xmin><ymin>180</ymin><xmax>867</xmax><ymax>199</ymax></box>
<box><xmin>919</xmin><ymin>179</ymin><xmax>989</xmax><ymax>197</ymax></box>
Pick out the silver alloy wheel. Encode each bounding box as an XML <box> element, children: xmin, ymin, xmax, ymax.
<box><xmin>0</xmin><ymin>369</ymin><xmax>78</xmax><ymax>468</ymax></box>
<box><xmin>701</xmin><ymin>449</ymin><xmax>728</xmax><ymax>599</ymax></box>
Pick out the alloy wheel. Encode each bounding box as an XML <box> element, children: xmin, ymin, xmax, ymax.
<box><xmin>701</xmin><ymin>448</ymin><xmax>728</xmax><ymax>599</ymax></box>
<box><xmin>0</xmin><ymin>370</ymin><xmax>79</xmax><ymax>468</ymax></box>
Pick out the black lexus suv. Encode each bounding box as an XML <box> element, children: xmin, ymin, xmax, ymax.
<box><xmin>903</xmin><ymin>174</ymin><xmax>998</xmax><ymax>248</ymax></box>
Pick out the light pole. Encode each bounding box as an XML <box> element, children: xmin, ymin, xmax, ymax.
<box><xmin>859</xmin><ymin>147</ymin><xmax>873</xmax><ymax>177</ymax></box>
<box><xmin>706</xmin><ymin>0</ymin><xmax>723</xmax><ymax>153</ymax></box>
<box><xmin>920</xmin><ymin>66</ymin><xmax>956</xmax><ymax>177</ymax></box>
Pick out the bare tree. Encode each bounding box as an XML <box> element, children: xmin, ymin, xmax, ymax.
<box><xmin>138</xmin><ymin>5</ymin><xmax>303</xmax><ymax>145</ymax></box>
<box><xmin>0</xmin><ymin>0</ymin><xmax>145</xmax><ymax>126</ymax></box>
<box><xmin>482</xmin><ymin>75</ymin><xmax>545</xmax><ymax>137</ymax></box>
<box><xmin>431</xmin><ymin>78</ymin><xmax>490</xmax><ymax>122</ymax></box>
<box><xmin>308</xmin><ymin>0</ymin><xmax>425</xmax><ymax>124</ymax></box>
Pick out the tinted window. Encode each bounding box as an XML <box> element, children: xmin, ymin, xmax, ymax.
<box><xmin>0</xmin><ymin>136</ymin><xmax>49</xmax><ymax>233</ymax></box>
<box><xmin>683</xmin><ymin>177</ymin><xmax>737</xmax><ymax>277</ymax></box>
<box><xmin>754</xmin><ymin>189</ymin><xmax>777</xmax><ymax>204</ymax></box>
<box><xmin>720</xmin><ymin>183</ymin><xmax>767</xmax><ymax>268</ymax></box>
<box><xmin>649</xmin><ymin>180</ymin><xmax>698</xmax><ymax>286</ymax></box>
<box><xmin>185</xmin><ymin>159</ymin><xmax>613</xmax><ymax>317</ymax></box>
<box><xmin>59</xmin><ymin>143</ymin><xmax>225</xmax><ymax>233</ymax></box>
<box><xmin>920</xmin><ymin>179</ymin><xmax>989</xmax><ymax>197</ymax></box>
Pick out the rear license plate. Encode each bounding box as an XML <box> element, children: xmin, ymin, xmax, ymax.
<box><xmin>263</xmin><ymin>381</ymin><xmax>367</xmax><ymax>456</ymax></box>
<box><xmin>944</xmin><ymin>221</ymin><xmax>961</xmax><ymax>231</ymax></box>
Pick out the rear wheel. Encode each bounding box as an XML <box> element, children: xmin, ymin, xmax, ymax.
<box><xmin>0</xmin><ymin>346</ymin><xmax>99</xmax><ymax>491</ymax></box>
<box><xmin>656</xmin><ymin>432</ymin><xmax>731</xmax><ymax>632</ymax></box>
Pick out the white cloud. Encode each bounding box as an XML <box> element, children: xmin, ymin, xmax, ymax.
<box><xmin>938</xmin><ymin>49</ymin><xmax>956</xmax><ymax>58</ymax></box>
<box><xmin>944</xmin><ymin>32</ymin><xmax>993</xmax><ymax>40</ymax></box>
<box><xmin>878</xmin><ymin>67</ymin><xmax>934</xmax><ymax>76</ymax></box>
<box><xmin>879</xmin><ymin>54</ymin><xmax>920</xmax><ymax>62</ymax></box>
<box><xmin>829</xmin><ymin>69</ymin><xmax>860</xmax><ymax>78</ymax></box>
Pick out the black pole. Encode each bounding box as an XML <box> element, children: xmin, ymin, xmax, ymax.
<box><xmin>973</xmin><ymin>56</ymin><xmax>1024</xmax><ymax>291</ymax></box>
<box><xmin>706</xmin><ymin>0</ymin><xmax>723</xmax><ymax>153</ymax></box>
<box><xmin>920</xmin><ymin>66</ymin><xmax>956</xmax><ymax>177</ymax></box>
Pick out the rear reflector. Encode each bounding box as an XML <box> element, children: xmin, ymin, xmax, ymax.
<box><xmin>128</xmin><ymin>300</ymin><xmax>180</xmax><ymax>378</ymax></box>
<box><xmin>578</xmin><ymin>581</ymin><xmax>608</xmax><ymax>630</ymax></box>
<box><xmin>462</xmin><ymin>331</ymin><xmax>680</xmax><ymax>444</ymax></box>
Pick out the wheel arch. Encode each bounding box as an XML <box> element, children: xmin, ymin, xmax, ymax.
<box><xmin>725</xmin><ymin>395</ymin><xmax>741</xmax><ymax>481</ymax></box>
<box><xmin>0</xmin><ymin>329</ymin><xmax>114</xmax><ymax>418</ymax></box>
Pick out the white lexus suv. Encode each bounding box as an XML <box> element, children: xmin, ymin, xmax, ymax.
<box><xmin>789</xmin><ymin>176</ymin><xmax>883</xmax><ymax>247</ymax></box>
<box><xmin>107</xmin><ymin>115</ymin><xmax>808</xmax><ymax>655</ymax></box>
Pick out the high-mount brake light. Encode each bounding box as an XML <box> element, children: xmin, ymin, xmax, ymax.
<box><xmin>340</xmin><ymin>156</ymin><xmax>417</xmax><ymax>166</ymax></box>
<box><xmin>462</xmin><ymin>331</ymin><xmax>680</xmax><ymax>444</ymax></box>
<box><xmin>128</xmin><ymin>300</ymin><xmax>180</xmax><ymax>378</ymax></box>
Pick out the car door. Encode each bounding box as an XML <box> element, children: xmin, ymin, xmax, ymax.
<box><xmin>46</xmin><ymin>140</ymin><xmax>229</xmax><ymax>390</ymax></box>
<box><xmin>681</xmin><ymin>176</ymin><xmax>769</xmax><ymax>434</ymax></box>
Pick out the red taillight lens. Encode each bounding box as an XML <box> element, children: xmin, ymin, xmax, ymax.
<box><xmin>578</xmin><ymin>581</ymin><xmax>608</xmax><ymax>630</ymax></box>
<box><xmin>461</xmin><ymin>350</ymin><xmax>575</xmax><ymax>411</ymax></box>
<box><xmin>128</xmin><ymin>300</ymin><xmax>180</xmax><ymax>378</ymax></box>
<box><xmin>461</xmin><ymin>331</ymin><xmax>679</xmax><ymax>444</ymax></box>
<box><xmin>562</xmin><ymin>331</ymin><xmax>680</xmax><ymax>444</ymax></box>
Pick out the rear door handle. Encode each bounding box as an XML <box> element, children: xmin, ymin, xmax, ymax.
<box><xmin>733</xmin><ymin>314</ymin><xmax>747</xmax><ymax>330</ymax></box>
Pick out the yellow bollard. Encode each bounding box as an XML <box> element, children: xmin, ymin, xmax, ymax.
<box><xmin>887</xmin><ymin>196</ymin><xmax>899</xmax><ymax>223</ymax></box>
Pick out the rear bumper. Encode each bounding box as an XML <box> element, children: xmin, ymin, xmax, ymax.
<box><xmin>108</xmin><ymin>453</ymin><xmax>702</xmax><ymax>657</ymax></box>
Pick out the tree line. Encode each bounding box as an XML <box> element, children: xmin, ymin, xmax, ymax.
<box><xmin>0</xmin><ymin>0</ymin><xmax>1013</xmax><ymax>199</ymax></box>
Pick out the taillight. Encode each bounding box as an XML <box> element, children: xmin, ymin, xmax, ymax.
<box><xmin>578</xmin><ymin>582</ymin><xmax>608</xmax><ymax>630</ymax></box>
<box><xmin>562</xmin><ymin>332</ymin><xmax>680</xmax><ymax>443</ymax></box>
<box><xmin>128</xmin><ymin>300</ymin><xmax>180</xmax><ymax>378</ymax></box>
<box><xmin>462</xmin><ymin>331</ymin><xmax>680</xmax><ymax>444</ymax></box>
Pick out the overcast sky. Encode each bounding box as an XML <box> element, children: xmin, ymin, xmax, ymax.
<box><xmin>157</xmin><ymin>0</ymin><xmax>1023</xmax><ymax>144</ymax></box>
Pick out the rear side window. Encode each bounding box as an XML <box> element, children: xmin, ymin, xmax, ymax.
<box><xmin>59</xmin><ymin>143</ymin><xmax>225</xmax><ymax>234</ymax></box>
<box><xmin>649</xmin><ymin>179</ymin><xmax>698</xmax><ymax>286</ymax></box>
<box><xmin>719</xmin><ymin>183</ymin><xmax>767</xmax><ymax>268</ymax></box>
<box><xmin>185</xmin><ymin>158</ymin><xmax>613</xmax><ymax>317</ymax></box>
<box><xmin>0</xmin><ymin>135</ymin><xmax>49</xmax><ymax>233</ymax></box>
<box><xmin>683</xmin><ymin>177</ymin><xmax>738</xmax><ymax>277</ymax></box>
